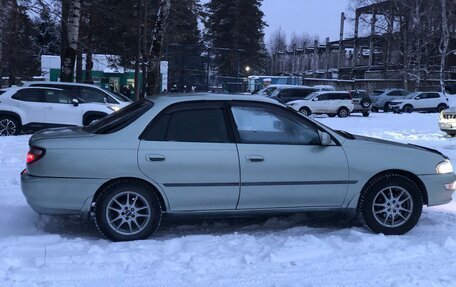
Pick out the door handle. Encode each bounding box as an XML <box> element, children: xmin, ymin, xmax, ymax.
<box><xmin>246</xmin><ymin>155</ymin><xmax>264</xmax><ymax>162</ymax></box>
<box><xmin>146</xmin><ymin>154</ymin><xmax>166</xmax><ymax>162</ymax></box>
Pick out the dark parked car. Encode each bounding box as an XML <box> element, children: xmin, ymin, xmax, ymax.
<box><xmin>350</xmin><ymin>90</ymin><xmax>372</xmax><ymax>117</ymax></box>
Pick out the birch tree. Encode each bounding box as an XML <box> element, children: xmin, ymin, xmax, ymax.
<box><xmin>439</xmin><ymin>0</ymin><xmax>452</xmax><ymax>93</ymax></box>
<box><xmin>144</xmin><ymin>0</ymin><xmax>172</xmax><ymax>96</ymax></box>
<box><xmin>60</xmin><ymin>0</ymin><xmax>81</xmax><ymax>82</ymax></box>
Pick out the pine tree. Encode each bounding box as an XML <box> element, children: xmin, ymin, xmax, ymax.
<box><xmin>204</xmin><ymin>0</ymin><xmax>268</xmax><ymax>77</ymax></box>
<box><xmin>33</xmin><ymin>3</ymin><xmax>61</xmax><ymax>56</ymax></box>
<box><xmin>164</xmin><ymin>0</ymin><xmax>204</xmax><ymax>91</ymax></box>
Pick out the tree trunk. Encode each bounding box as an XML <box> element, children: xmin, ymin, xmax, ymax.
<box><xmin>60</xmin><ymin>0</ymin><xmax>81</xmax><ymax>82</ymax></box>
<box><xmin>145</xmin><ymin>0</ymin><xmax>172</xmax><ymax>96</ymax></box>
<box><xmin>75</xmin><ymin>50</ymin><xmax>83</xmax><ymax>82</ymax></box>
<box><xmin>440</xmin><ymin>0</ymin><xmax>450</xmax><ymax>93</ymax></box>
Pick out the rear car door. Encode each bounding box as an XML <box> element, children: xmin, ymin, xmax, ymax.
<box><xmin>138</xmin><ymin>101</ymin><xmax>240</xmax><ymax>211</ymax></box>
<box><xmin>10</xmin><ymin>89</ymin><xmax>45</xmax><ymax>124</ymax></box>
<box><xmin>43</xmin><ymin>90</ymin><xmax>83</xmax><ymax>125</ymax></box>
<box><xmin>230</xmin><ymin>102</ymin><xmax>349</xmax><ymax>209</ymax></box>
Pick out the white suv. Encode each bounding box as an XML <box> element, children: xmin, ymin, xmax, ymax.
<box><xmin>389</xmin><ymin>92</ymin><xmax>449</xmax><ymax>113</ymax></box>
<box><xmin>22</xmin><ymin>81</ymin><xmax>132</xmax><ymax>109</ymax></box>
<box><xmin>0</xmin><ymin>87</ymin><xmax>116</xmax><ymax>136</ymax></box>
<box><xmin>287</xmin><ymin>91</ymin><xmax>354</xmax><ymax>118</ymax></box>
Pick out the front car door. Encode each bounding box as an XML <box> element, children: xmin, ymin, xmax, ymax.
<box><xmin>43</xmin><ymin>90</ymin><xmax>83</xmax><ymax>126</ymax></box>
<box><xmin>138</xmin><ymin>101</ymin><xmax>240</xmax><ymax>211</ymax></box>
<box><xmin>229</xmin><ymin>102</ymin><xmax>349</xmax><ymax>209</ymax></box>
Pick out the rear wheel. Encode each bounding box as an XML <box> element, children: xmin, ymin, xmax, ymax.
<box><xmin>362</xmin><ymin>111</ymin><xmax>370</xmax><ymax>117</ymax></box>
<box><xmin>0</xmin><ymin>116</ymin><xmax>20</xmax><ymax>136</ymax></box>
<box><xmin>360</xmin><ymin>98</ymin><xmax>372</xmax><ymax>108</ymax></box>
<box><xmin>327</xmin><ymin>114</ymin><xmax>336</xmax><ymax>118</ymax></box>
<box><xmin>357</xmin><ymin>173</ymin><xmax>423</xmax><ymax>235</ymax></box>
<box><xmin>437</xmin><ymin>104</ymin><xmax>448</xmax><ymax>113</ymax></box>
<box><xmin>371</xmin><ymin>106</ymin><xmax>379</xmax><ymax>112</ymax></box>
<box><xmin>337</xmin><ymin>107</ymin><xmax>350</xmax><ymax>118</ymax></box>
<box><xmin>95</xmin><ymin>181</ymin><xmax>162</xmax><ymax>241</ymax></box>
<box><xmin>383</xmin><ymin>103</ymin><xmax>390</xmax><ymax>112</ymax></box>
<box><xmin>299</xmin><ymin>107</ymin><xmax>311</xmax><ymax>116</ymax></box>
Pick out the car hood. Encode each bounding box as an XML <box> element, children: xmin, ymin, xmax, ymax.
<box><xmin>443</xmin><ymin>107</ymin><xmax>456</xmax><ymax>113</ymax></box>
<box><xmin>352</xmin><ymin>134</ymin><xmax>446</xmax><ymax>158</ymax></box>
<box><xmin>29</xmin><ymin>126</ymin><xmax>95</xmax><ymax>143</ymax></box>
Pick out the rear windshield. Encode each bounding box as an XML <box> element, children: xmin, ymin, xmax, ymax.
<box><xmin>83</xmin><ymin>98</ymin><xmax>153</xmax><ymax>134</ymax></box>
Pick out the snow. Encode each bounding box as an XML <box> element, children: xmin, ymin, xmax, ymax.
<box><xmin>2</xmin><ymin>113</ymin><xmax>456</xmax><ymax>286</ymax></box>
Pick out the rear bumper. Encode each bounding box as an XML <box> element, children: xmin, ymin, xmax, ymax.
<box><xmin>420</xmin><ymin>173</ymin><xmax>456</xmax><ymax>206</ymax></box>
<box><xmin>21</xmin><ymin>171</ymin><xmax>104</xmax><ymax>216</ymax></box>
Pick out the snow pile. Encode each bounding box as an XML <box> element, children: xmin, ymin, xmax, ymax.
<box><xmin>1</xmin><ymin>113</ymin><xmax>456</xmax><ymax>286</ymax></box>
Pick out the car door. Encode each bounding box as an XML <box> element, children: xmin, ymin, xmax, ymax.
<box><xmin>10</xmin><ymin>89</ymin><xmax>45</xmax><ymax>124</ymax></box>
<box><xmin>312</xmin><ymin>94</ymin><xmax>329</xmax><ymax>113</ymax></box>
<box><xmin>43</xmin><ymin>90</ymin><xmax>83</xmax><ymax>125</ymax></box>
<box><xmin>229</xmin><ymin>102</ymin><xmax>349</xmax><ymax>209</ymax></box>
<box><xmin>138</xmin><ymin>101</ymin><xmax>240</xmax><ymax>211</ymax></box>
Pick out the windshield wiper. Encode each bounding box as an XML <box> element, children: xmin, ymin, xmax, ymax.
<box><xmin>336</xmin><ymin>130</ymin><xmax>355</xmax><ymax>140</ymax></box>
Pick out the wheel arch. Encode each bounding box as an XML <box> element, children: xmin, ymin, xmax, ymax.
<box><xmin>359</xmin><ymin>169</ymin><xmax>428</xmax><ymax>206</ymax></box>
<box><xmin>92</xmin><ymin>177</ymin><xmax>169</xmax><ymax>212</ymax></box>
<box><xmin>0</xmin><ymin>110</ymin><xmax>22</xmax><ymax>126</ymax></box>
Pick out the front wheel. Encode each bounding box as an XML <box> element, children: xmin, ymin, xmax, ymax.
<box><xmin>438</xmin><ymin>104</ymin><xmax>448</xmax><ymax>113</ymax></box>
<box><xmin>299</xmin><ymin>107</ymin><xmax>311</xmax><ymax>116</ymax></box>
<box><xmin>357</xmin><ymin>173</ymin><xmax>423</xmax><ymax>235</ymax></box>
<box><xmin>403</xmin><ymin>105</ymin><xmax>413</xmax><ymax>113</ymax></box>
<box><xmin>95</xmin><ymin>181</ymin><xmax>162</xmax><ymax>241</ymax></box>
<box><xmin>0</xmin><ymin>116</ymin><xmax>20</xmax><ymax>136</ymax></box>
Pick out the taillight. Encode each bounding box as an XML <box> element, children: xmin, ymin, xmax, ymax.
<box><xmin>27</xmin><ymin>146</ymin><xmax>46</xmax><ymax>164</ymax></box>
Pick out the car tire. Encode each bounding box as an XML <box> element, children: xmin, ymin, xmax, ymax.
<box><xmin>362</xmin><ymin>111</ymin><xmax>370</xmax><ymax>117</ymax></box>
<box><xmin>328</xmin><ymin>114</ymin><xmax>336</xmax><ymax>118</ymax></box>
<box><xmin>383</xmin><ymin>103</ymin><xmax>390</xmax><ymax>112</ymax></box>
<box><xmin>361</xmin><ymin>98</ymin><xmax>372</xmax><ymax>108</ymax></box>
<box><xmin>0</xmin><ymin>116</ymin><xmax>20</xmax><ymax>136</ymax></box>
<box><xmin>299</xmin><ymin>107</ymin><xmax>311</xmax><ymax>116</ymax></box>
<box><xmin>94</xmin><ymin>181</ymin><xmax>162</xmax><ymax>241</ymax></box>
<box><xmin>403</xmin><ymin>105</ymin><xmax>413</xmax><ymax>113</ymax></box>
<box><xmin>357</xmin><ymin>173</ymin><xmax>423</xmax><ymax>235</ymax></box>
<box><xmin>371</xmin><ymin>106</ymin><xmax>379</xmax><ymax>113</ymax></box>
<box><xmin>437</xmin><ymin>104</ymin><xmax>448</xmax><ymax>113</ymax></box>
<box><xmin>337</xmin><ymin>107</ymin><xmax>350</xmax><ymax>118</ymax></box>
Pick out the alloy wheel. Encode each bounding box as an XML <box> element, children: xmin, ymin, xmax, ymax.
<box><xmin>106</xmin><ymin>191</ymin><xmax>152</xmax><ymax>236</ymax></box>
<box><xmin>372</xmin><ymin>186</ymin><xmax>413</xmax><ymax>228</ymax></box>
<box><xmin>0</xmin><ymin>118</ymin><xmax>17</xmax><ymax>136</ymax></box>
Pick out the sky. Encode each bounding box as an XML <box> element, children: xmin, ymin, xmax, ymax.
<box><xmin>261</xmin><ymin>0</ymin><xmax>353</xmax><ymax>44</ymax></box>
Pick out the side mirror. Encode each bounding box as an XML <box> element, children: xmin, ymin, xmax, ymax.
<box><xmin>72</xmin><ymin>98</ymin><xmax>79</xmax><ymax>107</ymax></box>
<box><xmin>319</xmin><ymin>131</ymin><xmax>332</xmax><ymax>146</ymax></box>
<box><xmin>415</xmin><ymin>96</ymin><xmax>421</xmax><ymax>100</ymax></box>
<box><xmin>313</xmin><ymin>97</ymin><xmax>319</xmax><ymax>101</ymax></box>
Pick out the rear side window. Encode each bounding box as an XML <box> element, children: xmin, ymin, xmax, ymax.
<box><xmin>12</xmin><ymin>89</ymin><xmax>43</xmax><ymax>102</ymax></box>
<box><xmin>425</xmin><ymin>93</ymin><xmax>440</xmax><ymax>99</ymax></box>
<box><xmin>143</xmin><ymin>104</ymin><xmax>230</xmax><ymax>143</ymax></box>
<box><xmin>388</xmin><ymin>91</ymin><xmax>402</xmax><ymax>96</ymax></box>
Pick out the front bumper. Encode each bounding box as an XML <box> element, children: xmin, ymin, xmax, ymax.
<box><xmin>439</xmin><ymin>121</ymin><xmax>456</xmax><ymax>132</ymax></box>
<box><xmin>420</xmin><ymin>173</ymin><xmax>456</xmax><ymax>206</ymax></box>
<box><xmin>21</xmin><ymin>171</ymin><xmax>104</xmax><ymax>216</ymax></box>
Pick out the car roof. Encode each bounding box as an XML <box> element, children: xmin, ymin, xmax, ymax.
<box><xmin>312</xmin><ymin>91</ymin><xmax>349</xmax><ymax>95</ymax></box>
<box><xmin>147</xmin><ymin>93</ymin><xmax>283</xmax><ymax>106</ymax></box>
<box><xmin>22</xmin><ymin>81</ymin><xmax>102</xmax><ymax>89</ymax></box>
<box><xmin>2</xmin><ymin>86</ymin><xmax>65</xmax><ymax>93</ymax></box>
<box><xmin>275</xmin><ymin>85</ymin><xmax>314</xmax><ymax>90</ymax></box>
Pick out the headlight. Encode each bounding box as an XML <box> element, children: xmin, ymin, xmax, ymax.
<box><xmin>109</xmin><ymin>106</ymin><xmax>120</xmax><ymax>112</ymax></box>
<box><xmin>436</xmin><ymin>160</ymin><xmax>453</xmax><ymax>174</ymax></box>
<box><xmin>288</xmin><ymin>103</ymin><xmax>297</xmax><ymax>106</ymax></box>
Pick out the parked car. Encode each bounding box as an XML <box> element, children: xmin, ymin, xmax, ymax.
<box><xmin>21</xmin><ymin>93</ymin><xmax>456</xmax><ymax>241</ymax></box>
<box><xmin>0</xmin><ymin>87</ymin><xmax>115</xmax><ymax>136</ymax></box>
<box><xmin>255</xmin><ymin>84</ymin><xmax>299</xmax><ymax>96</ymax></box>
<box><xmin>389</xmin><ymin>92</ymin><xmax>449</xmax><ymax>113</ymax></box>
<box><xmin>439</xmin><ymin>107</ymin><xmax>456</xmax><ymax>136</ymax></box>
<box><xmin>22</xmin><ymin>81</ymin><xmax>132</xmax><ymax>109</ymax></box>
<box><xmin>445</xmin><ymin>83</ymin><xmax>456</xmax><ymax>95</ymax></box>
<box><xmin>287</xmin><ymin>91</ymin><xmax>354</xmax><ymax>118</ymax></box>
<box><xmin>350</xmin><ymin>90</ymin><xmax>372</xmax><ymax>117</ymax></box>
<box><xmin>0</xmin><ymin>88</ymin><xmax>7</xmax><ymax>95</ymax></box>
<box><xmin>370</xmin><ymin>89</ymin><xmax>410</xmax><ymax>112</ymax></box>
<box><xmin>313</xmin><ymin>85</ymin><xmax>336</xmax><ymax>92</ymax></box>
<box><xmin>268</xmin><ymin>86</ymin><xmax>316</xmax><ymax>103</ymax></box>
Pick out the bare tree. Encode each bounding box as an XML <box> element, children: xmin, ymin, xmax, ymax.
<box><xmin>60</xmin><ymin>0</ymin><xmax>81</xmax><ymax>82</ymax></box>
<box><xmin>439</xmin><ymin>0</ymin><xmax>452</xmax><ymax>93</ymax></box>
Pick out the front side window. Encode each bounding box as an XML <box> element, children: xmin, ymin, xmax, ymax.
<box><xmin>231</xmin><ymin>105</ymin><xmax>320</xmax><ymax>145</ymax></box>
<box><xmin>12</xmin><ymin>89</ymin><xmax>43</xmax><ymax>102</ymax></box>
<box><xmin>44</xmin><ymin>90</ymin><xmax>73</xmax><ymax>104</ymax></box>
<box><xmin>388</xmin><ymin>91</ymin><xmax>402</xmax><ymax>96</ymax></box>
<box><xmin>80</xmin><ymin>88</ymin><xmax>117</xmax><ymax>104</ymax></box>
<box><xmin>143</xmin><ymin>103</ymin><xmax>230</xmax><ymax>143</ymax></box>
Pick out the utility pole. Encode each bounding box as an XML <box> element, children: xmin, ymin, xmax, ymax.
<box><xmin>338</xmin><ymin>12</ymin><xmax>345</xmax><ymax>77</ymax></box>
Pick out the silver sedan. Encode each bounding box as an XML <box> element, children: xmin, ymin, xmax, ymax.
<box><xmin>21</xmin><ymin>94</ymin><xmax>456</xmax><ymax>241</ymax></box>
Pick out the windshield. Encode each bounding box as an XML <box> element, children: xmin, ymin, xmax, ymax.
<box><xmin>405</xmin><ymin>92</ymin><xmax>420</xmax><ymax>99</ymax></box>
<box><xmin>83</xmin><ymin>98</ymin><xmax>153</xmax><ymax>134</ymax></box>
<box><xmin>256</xmin><ymin>86</ymin><xmax>277</xmax><ymax>96</ymax></box>
<box><xmin>304</xmin><ymin>92</ymin><xmax>319</xmax><ymax>100</ymax></box>
<box><xmin>103</xmin><ymin>89</ymin><xmax>132</xmax><ymax>102</ymax></box>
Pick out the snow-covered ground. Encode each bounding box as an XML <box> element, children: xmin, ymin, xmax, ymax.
<box><xmin>2</xmin><ymin>112</ymin><xmax>456</xmax><ymax>287</ymax></box>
